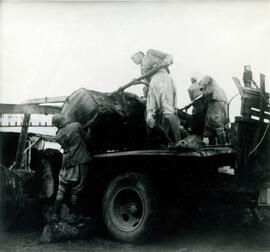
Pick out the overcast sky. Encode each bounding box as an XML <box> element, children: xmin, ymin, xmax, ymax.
<box><xmin>0</xmin><ymin>0</ymin><xmax>269</xmax><ymax>119</ymax></box>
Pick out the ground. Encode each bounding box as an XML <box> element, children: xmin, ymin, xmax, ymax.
<box><xmin>1</xmin><ymin>217</ymin><xmax>269</xmax><ymax>252</ymax></box>
<box><xmin>1</xmin><ymin>169</ymin><xmax>270</xmax><ymax>251</ymax></box>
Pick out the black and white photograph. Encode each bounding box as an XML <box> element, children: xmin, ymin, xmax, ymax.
<box><xmin>0</xmin><ymin>0</ymin><xmax>269</xmax><ymax>251</ymax></box>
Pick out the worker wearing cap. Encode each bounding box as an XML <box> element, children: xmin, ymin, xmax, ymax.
<box><xmin>131</xmin><ymin>51</ymin><xmax>149</xmax><ymax>99</ymax></box>
<box><xmin>51</xmin><ymin>114</ymin><xmax>91</xmax><ymax>221</ymax></box>
<box><xmin>197</xmin><ymin>75</ymin><xmax>229</xmax><ymax>145</ymax></box>
<box><xmin>131</xmin><ymin>49</ymin><xmax>181</xmax><ymax>144</ymax></box>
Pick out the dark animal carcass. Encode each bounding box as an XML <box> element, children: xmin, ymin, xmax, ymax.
<box><xmin>61</xmin><ymin>88</ymin><xmax>148</xmax><ymax>153</ymax></box>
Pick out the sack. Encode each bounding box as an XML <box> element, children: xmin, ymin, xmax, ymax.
<box><xmin>61</xmin><ymin>88</ymin><xmax>147</xmax><ymax>153</ymax></box>
<box><xmin>174</xmin><ymin>135</ymin><xmax>205</xmax><ymax>150</ymax></box>
<box><xmin>40</xmin><ymin>204</ymin><xmax>95</xmax><ymax>243</ymax></box>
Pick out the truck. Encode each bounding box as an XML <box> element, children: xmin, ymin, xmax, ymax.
<box><xmin>0</xmin><ymin>68</ymin><xmax>269</xmax><ymax>243</ymax></box>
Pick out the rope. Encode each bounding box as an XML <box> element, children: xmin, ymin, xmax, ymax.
<box><xmin>228</xmin><ymin>93</ymin><xmax>240</xmax><ymax>107</ymax></box>
<box><xmin>228</xmin><ymin>93</ymin><xmax>240</xmax><ymax>123</ymax></box>
<box><xmin>0</xmin><ymin>163</ymin><xmax>8</xmax><ymax>169</ymax></box>
<box><xmin>247</xmin><ymin>81</ymin><xmax>270</xmax><ymax>156</ymax></box>
<box><xmin>248</xmin><ymin>122</ymin><xmax>270</xmax><ymax>156</ymax></box>
<box><xmin>23</xmin><ymin>137</ymin><xmax>41</xmax><ymax>154</ymax></box>
<box><xmin>227</xmin><ymin>91</ymin><xmax>269</xmax><ymax>156</ymax></box>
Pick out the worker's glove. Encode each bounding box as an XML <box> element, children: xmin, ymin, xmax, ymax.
<box><xmin>164</xmin><ymin>54</ymin><xmax>174</xmax><ymax>65</ymax></box>
<box><xmin>160</xmin><ymin>61</ymin><xmax>171</xmax><ymax>68</ymax></box>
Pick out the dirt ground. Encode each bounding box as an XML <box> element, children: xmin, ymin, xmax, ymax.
<box><xmin>1</xmin><ymin>219</ymin><xmax>269</xmax><ymax>252</ymax></box>
<box><xmin>1</xmin><ymin>190</ymin><xmax>270</xmax><ymax>252</ymax></box>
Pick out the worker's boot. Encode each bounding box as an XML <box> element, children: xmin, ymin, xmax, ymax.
<box><xmin>50</xmin><ymin>199</ymin><xmax>62</xmax><ymax>222</ymax></box>
<box><xmin>208</xmin><ymin>136</ymin><xmax>217</xmax><ymax>145</ymax></box>
<box><xmin>68</xmin><ymin>195</ymin><xmax>82</xmax><ymax>223</ymax></box>
<box><xmin>68</xmin><ymin>204</ymin><xmax>83</xmax><ymax>224</ymax></box>
<box><xmin>166</xmin><ymin>114</ymin><xmax>181</xmax><ymax>143</ymax></box>
<box><xmin>154</xmin><ymin>124</ymin><xmax>173</xmax><ymax>145</ymax></box>
<box><xmin>217</xmin><ymin>131</ymin><xmax>226</xmax><ymax>145</ymax></box>
<box><xmin>179</xmin><ymin>125</ymin><xmax>190</xmax><ymax>138</ymax></box>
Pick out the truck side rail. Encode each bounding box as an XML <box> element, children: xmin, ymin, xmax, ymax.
<box><xmin>93</xmin><ymin>146</ymin><xmax>235</xmax><ymax>159</ymax></box>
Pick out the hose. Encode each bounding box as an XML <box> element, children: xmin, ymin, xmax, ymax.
<box><xmin>248</xmin><ymin>122</ymin><xmax>270</xmax><ymax>156</ymax></box>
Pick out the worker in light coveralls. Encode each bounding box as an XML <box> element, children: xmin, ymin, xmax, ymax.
<box><xmin>131</xmin><ymin>49</ymin><xmax>181</xmax><ymax>145</ymax></box>
<box><xmin>197</xmin><ymin>75</ymin><xmax>229</xmax><ymax>145</ymax></box>
<box><xmin>51</xmin><ymin>114</ymin><xmax>91</xmax><ymax>221</ymax></box>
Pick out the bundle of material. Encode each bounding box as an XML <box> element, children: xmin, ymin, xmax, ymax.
<box><xmin>0</xmin><ymin>167</ymin><xmax>38</xmax><ymax>229</ymax></box>
<box><xmin>40</xmin><ymin>204</ymin><xmax>96</xmax><ymax>243</ymax></box>
<box><xmin>61</xmin><ymin>88</ymin><xmax>147</xmax><ymax>153</ymax></box>
<box><xmin>169</xmin><ymin>134</ymin><xmax>205</xmax><ymax>151</ymax></box>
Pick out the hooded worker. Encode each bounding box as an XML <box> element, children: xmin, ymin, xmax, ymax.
<box><xmin>188</xmin><ymin>72</ymin><xmax>203</xmax><ymax>101</ymax></box>
<box><xmin>186</xmin><ymin>72</ymin><xmax>207</xmax><ymax>135</ymax></box>
<box><xmin>197</xmin><ymin>75</ymin><xmax>229</xmax><ymax>145</ymax></box>
<box><xmin>51</xmin><ymin>114</ymin><xmax>91</xmax><ymax>222</ymax></box>
<box><xmin>131</xmin><ymin>49</ymin><xmax>181</xmax><ymax>145</ymax></box>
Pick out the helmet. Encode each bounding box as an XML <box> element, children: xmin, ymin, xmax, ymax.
<box><xmin>190</xmin><ymin>72</ymin><xmax>203</xmax><ymax>83</ymax></box>
<box><xmin>52</xmin><ymin>114</ymin><xmax>66</xmax><ymax>128</ymax></box>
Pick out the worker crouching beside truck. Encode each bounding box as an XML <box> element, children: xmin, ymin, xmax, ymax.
<box><xmin>50</xmin><ymin>114</ymin><xmax>91</xmax><ymax>222</ymax></box>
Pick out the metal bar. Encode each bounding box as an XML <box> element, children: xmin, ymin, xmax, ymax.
<box><xmin>0</xmin><ymin>104</ymin><xmax>61</xmax><ymax>115</ymax></box>
<box><xmin>23</xmin><ymin>96</ymin><xmax>67</xmax><ymax>104</ymax></box>
<box><xmin>260</xmin><ymin>74</ymin><xmax>266</xmax><ymax>93</ymax></box>
<box><xmin>109</xmin><ymin>62</ymin><xmax>170</xmax><ymax>96</ymax></box>
<box><xmin>29</xmin><ymin>133</ymin><xmax>55</xmax><ymax>142</ymax></box>
<box><xmin>0</xmin><ymin>164</ymin><xmax>2</xmax><ymax>229</ymax></box>
<box><xmin>93</xmin><ymin>146</ymin><xmax>235</xmax><ymax>159</ymax></box>
<box><xmin>23</xmin><ymin>137</ymin><xmax>41</xmax><ymax>154</ymax></box>
<box><xmin>259</xmin><ymin>74</ymin><xmax>266</xmax><ymax>123</ymax></box>
<box><xmin>232</xmin><ymin>77</ymin><xmax>244</xmax><ymax>97</ymax></box>
<box><xmin>250</xmin><ymin>110</ymin><xmax>270</xmax><ymax>120</ymax></box>
<box><xmin>0</xmin><ymin>124</ymin><xmax>53</xmax><ymax>127</ymax></box>
<box><xmin>179</xmin><ymin>94</ymin><xmax>203</xmax><ymax>111</ymax></box>
<box><xmin>250</xmin><ymin>73</ymin><xmax>268</xmax><ymax>156</ymax></box>
<box><xmin>14</xmin><ymin>113</ymin><xmax>30</xmax><ymax>170</ymax></box>
<box><xmin>243</xmin><ymin>89</ymin><xmax>269</xmax><ymax>101</ymax></box>
<box><xmin>26</xmin><ymin>141</ymin><xmax>31</xmax><ymax>171</ymax></box>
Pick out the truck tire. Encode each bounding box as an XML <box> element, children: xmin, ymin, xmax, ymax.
<box><xmin>102</xmin><ymin>172</ymin><xmax>159</xmax><ymax>243</ymax></box>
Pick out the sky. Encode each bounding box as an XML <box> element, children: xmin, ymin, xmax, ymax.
<box><xmin>0</xmin><ymin>0</ymin><xmax>269</xmax><ymax>120</ymax></box>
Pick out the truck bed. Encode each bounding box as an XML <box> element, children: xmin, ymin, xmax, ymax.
<box><xmin>93</xmin><ymin>146</ymin><xmax>235</xmax><ymax>159</ymax></box>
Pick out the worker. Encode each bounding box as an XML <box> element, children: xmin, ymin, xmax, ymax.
<box><xmin>188</xmin><ymin>72</ymin><xmax>207</xmax><ymax>135</ymax></box>
<box><xmin>131</xmin><ymin>49</ymin><xmax>181</xmax><ymax>145</ymax></box>
<box><xmin>197</xmin><ymin>75</ymin><xmax>229</xmax><ymax>145</ymax></box>
<box><xmin>131</xmin><ymin>51</ymin><xmax>145</xmax><ymax>72</ymax></box>
<box><xmin>50</xmin><ymin>114</ymin><xmax>91</xmax><ymax>222</ymax></box>
<box><xmin>188</xmin><ymin>72</ymin><xmax>203</xmax><ymax>102</ymax></box>
<box><xmin>131</xmin><ymin>51</ymin><xmax>149</xmax><ymax>99</ymax></box>
<box><xmin>243</xmin><ymin>65</ymin><xmax>253</xmax><ymax>88</ymax></box>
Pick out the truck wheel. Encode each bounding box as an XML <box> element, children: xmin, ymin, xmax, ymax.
<box><xmin>102</xmin><ymin>172</ymin><xmax>159</xmax><ymax>243</ymax></box>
